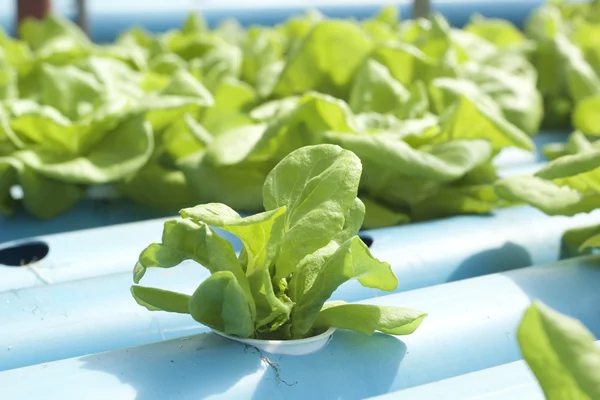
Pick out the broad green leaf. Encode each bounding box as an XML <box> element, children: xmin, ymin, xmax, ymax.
<box><xmin>160</xmin><ymin>69</ymin><xmax>214</xmax><ymax>102</ymax></box>
<box><xmin>555</xmin><ymin>34</ymin><xmax>600</xmax><ymax>102</ymax></box>
<box><xmin>149</xmin><ymin>53</ymin><xmax>188</xmax><ymax>75</ymax></box>
<box><xmin>495</xmin><ymin>175</ymin><xmax>599</xmax><ymax>216</ymax></box>
<box><xmin>431</xmin><ymin>78</ymin><xmax>535</xmax><ymax>151</ymax></box>
<box><xmin>401</xmin><ymin>16</ymin><xmax>453</xmax><ymax>65</ymax></box>
<box><xmin>540</xmin><ymin>132</ymin><xmax>597</xmax><ymax>161</ymax></box>
<box><xmin>314</xmin><ymin>301</ymin><xmax>426</xmax><ymax>335</ymax></box>
<box><xmin>0</xmin><ymin>104</ymin><xmax>23</xmax><ymax>149</ymax></box>
<box><xmin>563</xmin><ymin>224</ymin><xmax>600</xmax><ymax>255</ymax></box>
<box><xmin>535</xmin><ymin>147</ymin><xmax>600</xmax><ymax>192</ymax></box>
<box><xmin>360</xmin><ymin>161</ymin><xmax>441</xmax><ymax>208</ymax></box>
<box><xmin>19</xmin><ymin>14</ymin><xmax>90</xmax><ymax>63</ymax></box>
<box><xmin>349</xmin><ymin>59</ymin><xmax>409</xmax><ymax>114</ymax></box>
<box><xmin>85</xmin><ymin>56</ymin><xmax>144</xmax><ymax>98</ymax></box>
<box><xmin>573</xmin><ymin>96</ymin><xmax>600</xmax><ymax>135</ymax></box>
<box><xmin>397</xmin><ymin>81</ymin><xmax>431</xmax><ymax>119</ymax></box>
<box><xmin>200</xmin><ymin>79</ymin><xmax>257</xmax><ymax>135</ymax></box>
<box><xmin>355</xmin><ymin>112</ymin><xmax>439</xmax><ymax>139</ymax></box>
<box><xmin>263</xmin><ymin>144</ymin><xmax>362</xmax><ymax>279</ymax></box>
<box><xmin>290</xmin><ymin>236</ymin><xmax>397</xmax><ymax>338</ymax></box>
<box><xmin>274</xmin><ymin>20</ymin><xmax>372</xmax><ymax>99</ymax></box>
<box><xmin>17</xmin><ymin>161</ymin><xmax>84</xmax><ymax>219</ymax></box>
<box><xmin>465</xmin><ymin>64</ymin><xmax>543</xmax><ymax>135</ymax></box>
<box><xmin>465</xmin><ymin>15</ymin><xmax>526</xmax><ymax>48</ymax></box>
<box><xmin>134</xmin><ymin>218</ymin><xmax>244</xmax><ymax>284</ymax></box>
<box><xmin>562</xmin><ymin>225</ymin><xmax>600</xmax><ymax>256</ymax></box>
<box><xmin>134</xmin><ymin>216</ymin><xmax>257</xmax><ymax>318</ymax></box>
<box><xmin>524</xmin><ymin>3</ymin><xmax>563</xmax><ymax>41</ymax></box>
<box><xmin>178</xmin><ymin>151</ymin><xmax>267</xmax><ymax>212</ymax></box>
<box><xmin>202</xmin><ymin>124</ymin><xmax>265</xmax><ymax>167</ymax></box>
<box><xmin>8</xmin><ymin>99</ymin><xmax>123</xmax><ymax>155</ymax></box>
<box><xmin>194</xmin><ymin>42</ymin><xmax>242</xmax><ymax>91</ymax></box>
<box><xmin>167</xmin><ymin>32</ymin><xmax>218</xmax><ymax>62</ymax></box>
<box><xmin>0</xmin><ymin>49</ymin><xmax>18</xmax><ymax>100</ymax></box>
<box><xmin>518</xmin><ymin>301</ymin><xmax>600</xmax><ymax>400</ymax></box>
<box><xmin>180</xmin><ymin>203</ymin><xmax>287</xmax><ymax>274</ymax></box>
<box><xmin>277</xmin><ymin>10</ymin><xmax>323</xmax><ymax>54</ymax></box>
<box><xmin>130</xmin><ymin>285</ymin><xmax>190</xmax><ymax>314</ymax></box>
<box><xmin>117</xmin><ymin>162</ymin><xmax>197</xmax><ymax>210</ymax></box>
<box><xmin>565</xmin><ymin>131</ymin><xmax>597</xmax><ymax>154</ymax></box>
<box><xmin>325</xmin><ymin>133</ymin><xmax>492</xmax><ymax>182</ymax></box>
<box><xmin>249</xmin><ymin>96</ymin><xmax>300</xmax><ymax>122</ymax></box>
<box><xmin>184</xmin><ymin>114</ymin><xmax>213</xmax><ymax>146</ymax></box>
<box><xmin>0</xmin><ymin>157</ymin><xmax>18</xmax><ymax>215</ymax></box>
<box><xmin>241</xmin><ymin>27</ymin><xmax>284</xmax><ymax>88</ymax></box>
<box><xmin>0</xmin><ymin>28</ymin><xmax>33</xmax><ymax>75</ymax></box>
<box><xmin>15</xmin><ymin>115</ymin><xmax>154</xmax><ymax>185</ymax></box>
<box><xmin>581</xmin><ymin>233</ymin><xmax>600</xmax><ymax>250</ymax></box>
<box><xmin>40</xmin><ymin>64</ymin><xmax>103</xmax><ymax>121</ymax></box>
<box><xmin>247</xmin><ymin>93</ymin><xmax>357</xmax><ymax>163</ymax></box>
<box><xmin>411</xmin><ymin>184</ymin><xmax>498</xmax><ymax>221</ymax></box>
<box><xmin>361</xmin><ymin>196</ymin><xmax>410</xmax><ymax>229</ymax></box>
<box><xmin>371</xmin><ymin>42</ymin><xmax>434</xmax><ymax>86</ymax></box>
<box><xmin>161</xmin><ymin>116</ymin><xmax>206</xmax><ymax>160</ymax></box>
<box><xmin>332</xmin><ymin>197</ymin><xmax>366</xmax><ymax>245</ymax></box>
<box><xmin>374</xmin><ymin>6</ymin><xmax>399</xmax><ymax>28</ymax></box>
<box><xmin>189</xmin><ymin>271</ymin><xmax>254</xmax><ymax>338</ymax></box>
<box><xmin>140</xmin><ymin>70</ymin><xmax>214</xmax><ymax>132</ymax></box>
<box><xmin>182</xmin><ymin>12</ymin><xmax>207</xmax><ymax>35</ymax></box>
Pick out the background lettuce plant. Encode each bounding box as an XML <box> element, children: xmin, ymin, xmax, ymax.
<box><xmin>495</xmin><ymin>130</ymin><xmax>600</xmax><ymax>255</ymax></box>
<box><xmin>525</xmin><ymin>0</ymin><xmax>600</xmax><ymax>132</ymax></box>
<box><xmin>0</xmin><ymin>8</ymin><xmax>542</xmax><ymax>225</ymax></box>
<box><xmin>131</xmin><ymin>144</ymin><xmax>426</xmax><ymax>340</ymax></box>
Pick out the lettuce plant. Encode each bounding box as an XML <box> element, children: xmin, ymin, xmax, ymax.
<box><xmin>495</xmin><ymin>131</ymin><xmax>600</xmax><ymax>254</ymax></box>
<box><xmin>525</xmin><ymin>0</ymin><xmax>600</xmax><ymax>131</ymax></box>
<box><xmin>131</xmin><ymin>144</ymin><xmax>426</xmax><ymax>340</ymax></box>
<box><xmin>518</xmin><ymin>301</ymin><xmax>600</xmax><ymax>399</ymax></box>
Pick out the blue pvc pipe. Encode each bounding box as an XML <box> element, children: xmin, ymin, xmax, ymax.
<box><xmin>370</xmin><ymin>339</ymin><xmax>598</xmax><ymax>400</ymax></box>
<box><xmin>2</xmin><ymin>204</ymin><xmax>600</xmax><ymax>294</ymax></box>
<box><xmin>368</xmin><ymin>359</ymin><xmax>543</xmax><ymax>399</ymax></box>
<box><xmin>1</xmin><ymin>256</ymin><xmax>599</xmax><ymax>397</ymax></box>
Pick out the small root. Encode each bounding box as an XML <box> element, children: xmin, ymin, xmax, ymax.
<box><xmin>251</xmin><ymin>346</ymin><xmax>297</xmax><ymax>387</ymax></box>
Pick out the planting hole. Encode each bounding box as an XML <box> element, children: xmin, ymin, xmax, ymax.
<box><xmin>0</xmin><ymin>241</ymin><xmax>49</xmax><ymax>266</ymax></box>
<box><xmin>359</xmin><ymin>234</ymin><xmax>373</xmax><ymax>248</ymax></box>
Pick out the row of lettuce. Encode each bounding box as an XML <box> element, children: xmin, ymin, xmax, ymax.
<box><xmin>0</xmin><ymin>1</ymin><xmax>598</xmax><ymax>228</ymax></box>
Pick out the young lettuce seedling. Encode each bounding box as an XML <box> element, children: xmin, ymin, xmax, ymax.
<box><xmin>130</xmin><ymin>144</ymin><xmax>426</xmax><ymax>340</ymax></box>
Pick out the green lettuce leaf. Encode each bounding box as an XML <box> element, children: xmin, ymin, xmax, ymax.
<box><xmin>518</xmin><ymin>301</ymin><xmax>600</xmax><ymax>400</ymax></box>
<box><xmin>315</xmin><ymin>301</ymin><xmax>426</xmax><ymax>335</ymax></box>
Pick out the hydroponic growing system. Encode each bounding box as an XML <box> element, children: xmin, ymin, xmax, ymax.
<box><xmin>0</xmin><ymin>0</ymin><xmax>599</xmax><ymax>399</ymax></box>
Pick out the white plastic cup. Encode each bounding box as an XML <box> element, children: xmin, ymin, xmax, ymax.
<box><xmin>211</xmin><ymin>327</ymin><xmax>337</xmax><ymax>356</ymax></box>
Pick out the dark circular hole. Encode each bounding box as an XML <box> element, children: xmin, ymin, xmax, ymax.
<box><xmin>0</xmin><ymin>241</ymin><xmax>49</xmax><ymax>267</ymax></box>
<box><xmin>359</xmin><ymin>234</ymin><xmax>373</xmax><ymax>248</ymax></box>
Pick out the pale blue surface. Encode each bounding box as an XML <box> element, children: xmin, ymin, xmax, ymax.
<box><xmin>368</xmin><ymin>360</ymin><xmax>542</xmax><ymax>399</ymax></box>
<box><xmin>2</xmin><ymin>204</ymin><xmax>599</xmax><ymax>293</ymax></box>
<box><xmin>371</xmin><ymin>340</ymin><xmax>599</xmax><ymax>400</ymax></box>
<box><xmin>1</xmin><ymin>256</ymin><xmax>599</xmax><ymax>398</ymax></box>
